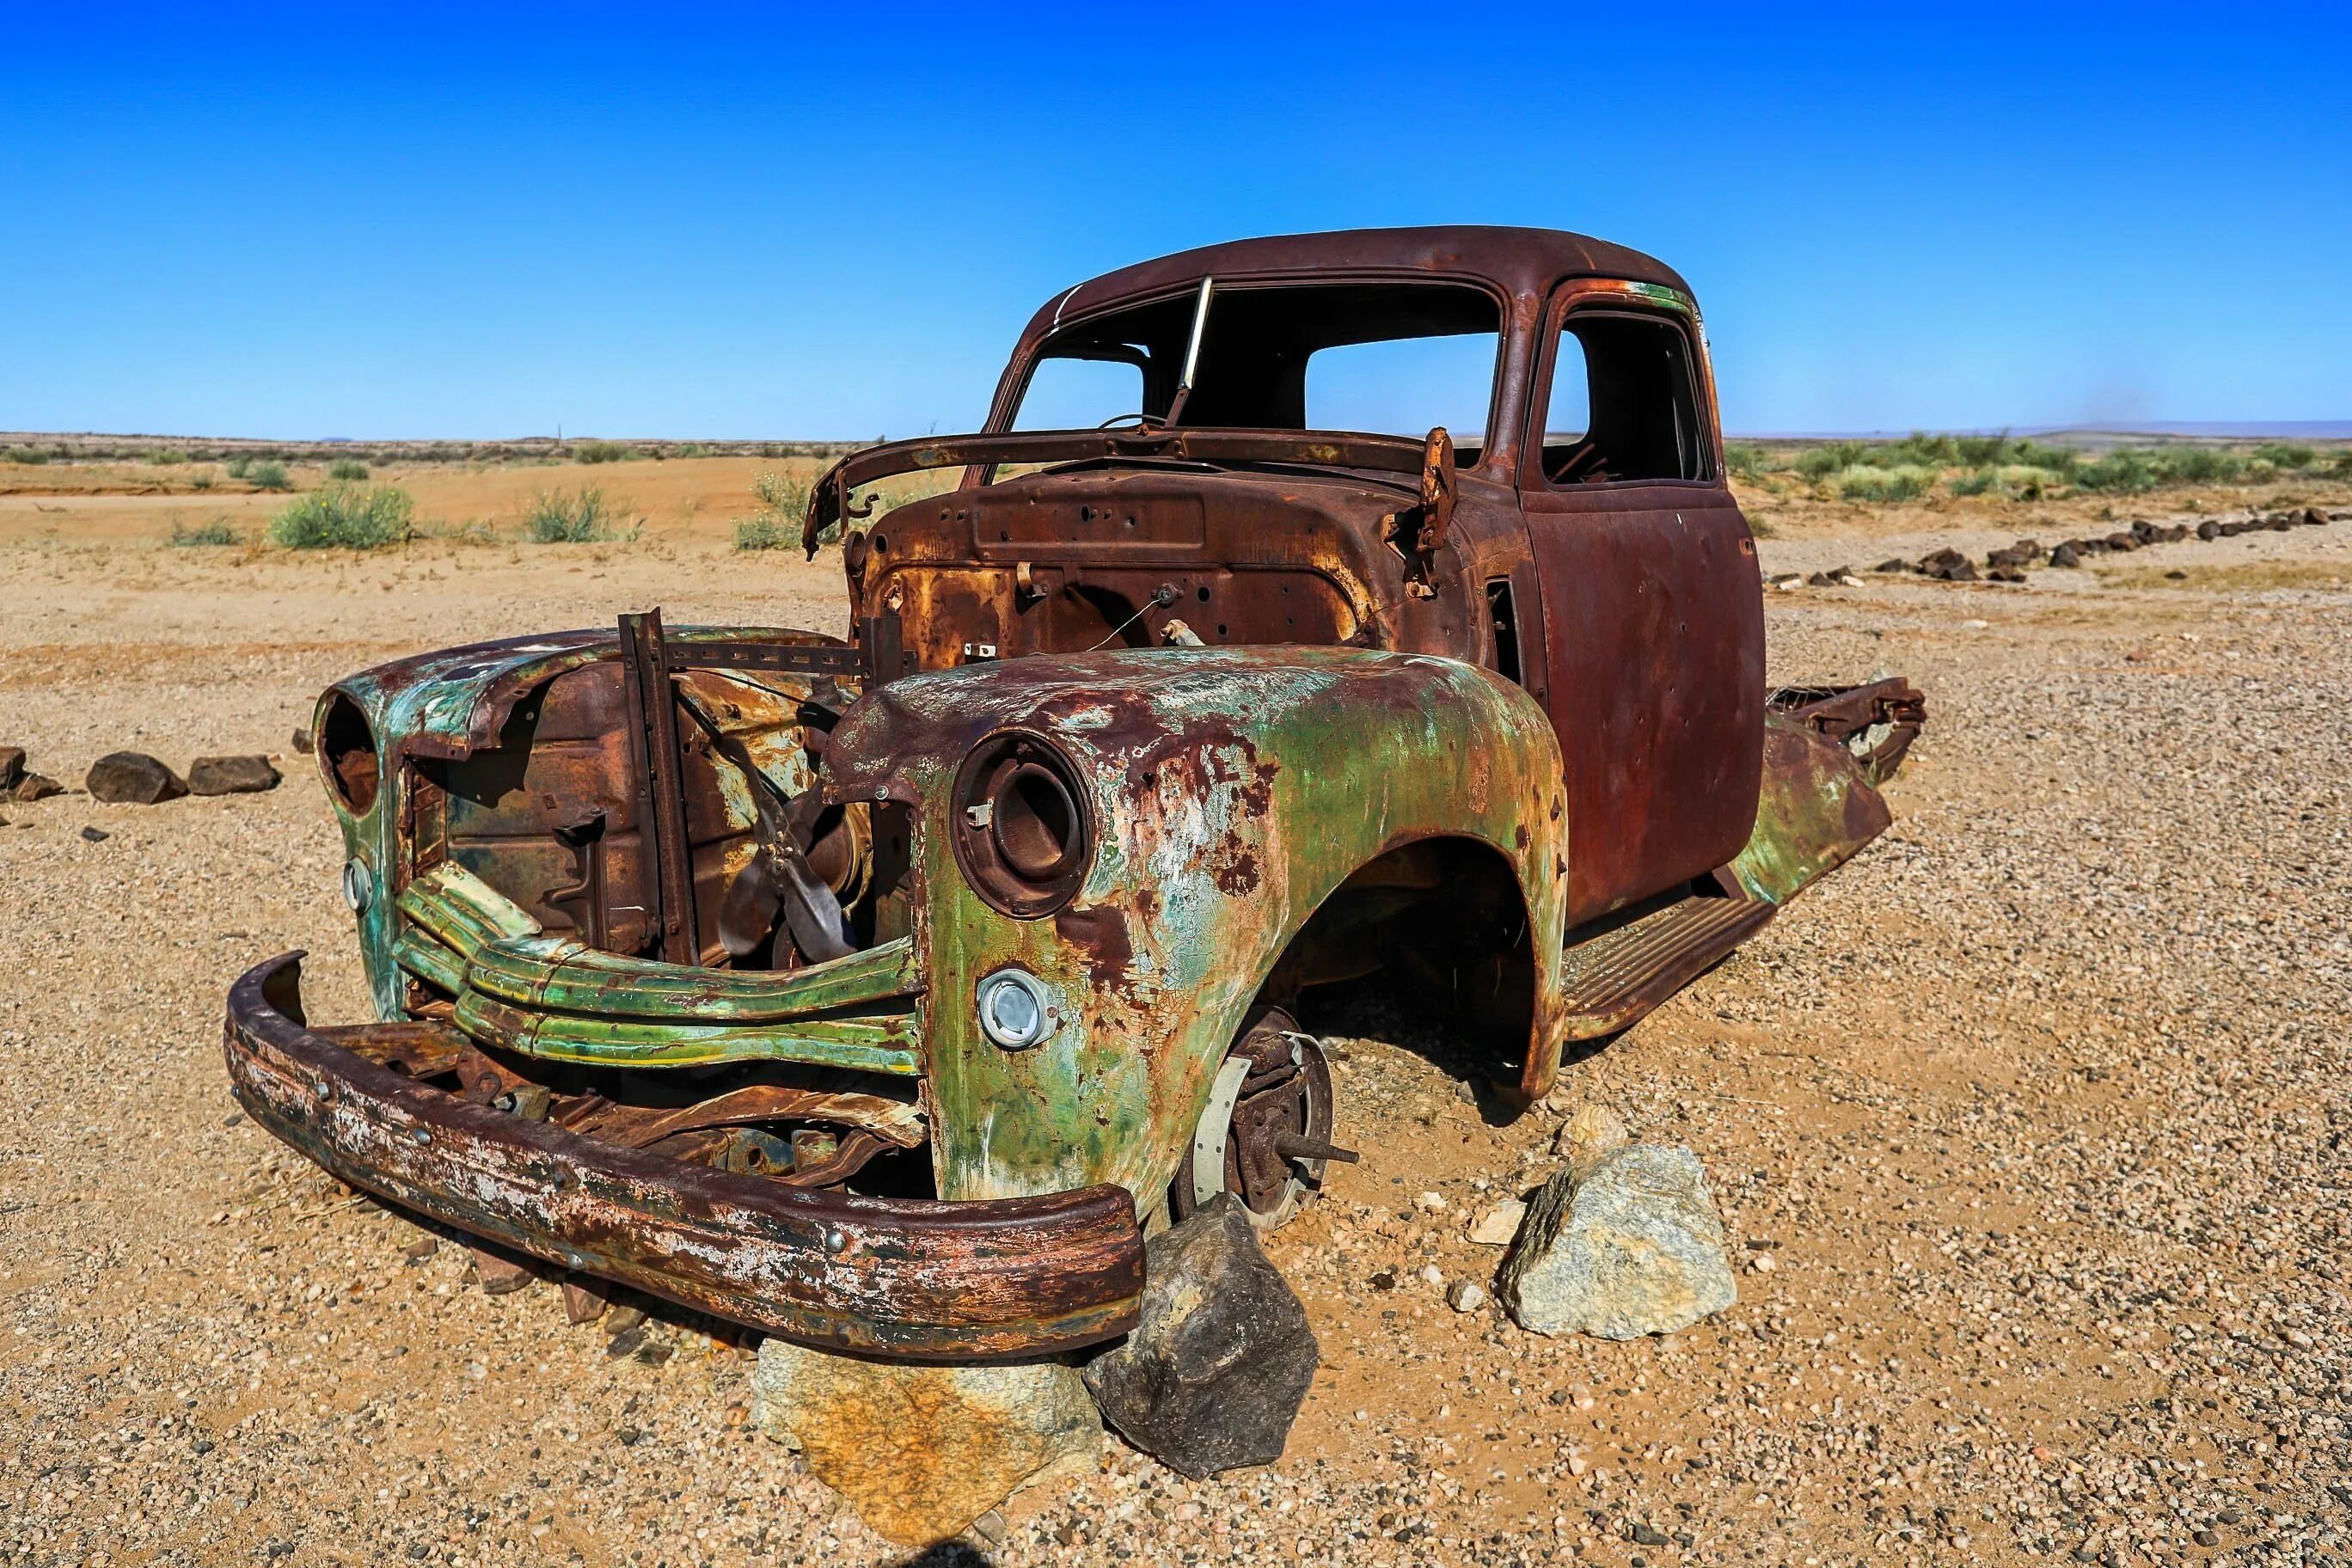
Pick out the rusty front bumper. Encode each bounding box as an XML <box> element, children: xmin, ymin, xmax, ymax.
<box><xmin>224</xmin><ymin>952</ymin><xmax>1145</xmax><ymax>1360</ymax></box>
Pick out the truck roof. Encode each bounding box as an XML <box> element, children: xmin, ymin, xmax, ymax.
<box><xmin>1022</xmin><ymin>225</ymin><xmax>1694</xmax><ymax>344</ymax></box>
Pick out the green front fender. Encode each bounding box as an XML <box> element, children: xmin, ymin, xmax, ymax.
<box><xmin>823</xmin><ymin>646</ymin><xmax>1571</xmax><ymax>1205</ymax></box>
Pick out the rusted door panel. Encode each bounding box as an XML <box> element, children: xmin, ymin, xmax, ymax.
<box><xmin>1522</xmin><ymin>487</ymin><xmax>1763</xmax><ymax>924</ymax></box>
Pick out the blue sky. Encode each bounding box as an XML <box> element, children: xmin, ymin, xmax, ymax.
<box><xmin>3</xmin><ymin>3</ymin><xmax>2346</xmax><ymax>439</ymax></box>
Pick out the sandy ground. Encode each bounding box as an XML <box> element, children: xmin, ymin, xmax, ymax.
<box><xmin>3</xmin><ymin>484</ymin><xmax>2349</xmax><ymax>1568</ymax></box>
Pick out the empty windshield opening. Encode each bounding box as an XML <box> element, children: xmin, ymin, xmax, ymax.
<box><xmin>1009</xmin><ymin>280</ymin><xmax>1500</xmax><ymax>451</ymax></box>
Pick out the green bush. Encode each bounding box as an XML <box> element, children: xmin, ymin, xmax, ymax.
<box><xmin>1949</xmin><ymin>467</ymin><xmax>2000</xmax><ymax>497</ymax></box>
<box><xmin>573</xmin><ymin>440</ymin><xmax>640</xmax><ymax>465</ymax></box>
<box><xmin>1883</xmin><ymin>431</ymin><xmax>1958</xmax><ymax>466</ymax></box>
<box><xmin>2253</xmin><ymin>441</ymin><xmax>2316</xmax><ymax>472</ymax></box>
<box><xmin>2151</xmin><ymin>446</ymin><xmax>2244</xmax><ymax>484</ymax></box>
<box><xmin>675</xmin><ymin>443</ymin><xmax>710</xmax><ymax>459</ymax></box>
<box><xmin>1952</xmin><ymin>432</ymin><xmax>2012</xmax><ymax>466</ymax></box>
<box><xmin>3</xmin><ymin>444</ymin><xmax>50</xmax><ymax>464</ymax></box>
<box><xmin>269</xmin><ymin>483</ymin><xmax>413</xmax><ymax>548</ymax></box>
<box><xmin>1723</xmin><ymin>442</ymin><xmax>1773</xmax><ymax>481</ymax></box>
<box><xmin>246</xmin><ymin>459</ymin><xmax>292</xmax><ymax>492</ymax></box>
<box><xmin>147</xmin><ymin>447</ymin><xmax>191</xmax><ymax>466</ymax></box>
<box><xmin>524</xmin><ymin>485</ymin><xmax>619</xmax><ymax>542</ymax></box>
<box><xmin>2008</xmin><ymin>439</ymin><xmax>2079</xmax><ymax>475</ymax></box>
<box><xmin>733</xmin><ymin>470</ymin><xmax>811</xmax><ymax>550</ymax></box>
<box><xmin>327</xmin><ymin>457</ymin><xmax>371</xmax><ymax>481</ymax></box>
<box><xmin>2073</xmin><ymin>449</ymin><xmax>2159</xmax><ymax>493</ymax></box>
<box><xmin>224</xmin><ymin>456</ymin><xmax>250</xmax><ymax>479</ymax></box>
<box><xmin>1834</xmin><ymin>464</ymin><xmax>1932</xmax><ymax>502</ymax></box>
<box><xmin>170</xmin><ymin>518</ymin><xmax>240</xmax><ymax>547</ymax></box>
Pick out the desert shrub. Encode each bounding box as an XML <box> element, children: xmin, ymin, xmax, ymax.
<box><xmin>2008</xmin><ymin>439</ymin><xmax>2079</xmax><ymax>475</ymax></box>
<box><xmin>170</xmin><ymin>518</ymin><xmax>239</xmax><ymax>547</ymax></box>
<box><xmin>2333</xmin><ymin>450</ymin><xmax>2352</xmax><ymax>475</ymax></box>
<box><xmin>1723</xmin><ymin>442</ymin><xmax>1772</xmax><ymax>480</ymax></box>
<box><xmin>1835</xmin><ymin>464</ymin><xmax>1932</xmax><ymax>502</ymax></box>
<box><xmin>1952</xmin><ymin>432</ymin><xmax>2012</xmax><ymax>465</ymax></box>
<box><xmin>733</xmin><ymin>470</ymin><xmax>812</xmax><ymax>550</ymax></box>
<box><xmin>2151</xmin><ymin>446</ymin><xmax>2244</xmax><ymax>484</ymax></box>
<box><xmin>573</xmin><ymin>440</ymin><xmax>639</xmax><ymax>465</ymax></box>
<box><xmin>224</xmin><ymin>456</ymin><xmax>251</xmax><ymax>479</ymax></box>
<box><xmin>189</xmin><ymin>469</ymin><xmax>216</xmax><ymax>490</ymax></box>
<box><xmin>1883</xmin><ymin>431</ymin><xmax>1957</xmax><ymax>466</ymax></box>
<box><xmin>2073</xmin><ymin>449</ymin><xmax>2159</xmax><ymax>493</ymax></box>
<box><xmin>1794</xmin><ymin>444</ymin><xmax>1859</xmax><ymax>480</ymax></box>
<box><xmin>524</xmin><ymin>485</ymin><xmax>620</xmax><ymax>542</ymax></box>
<box><xmin>675</xmin><ymin>443</ymin><xmax>709</xmax><ymax>458</ymax></box>
<box><xmin>147</xmin><ymin>447</ymin><xmax>191</xmax><ymax>466</ymax></box>
<box><xmin>246</xmin><ymin>459</ymin><xmax>292</xmax><ymax>492</ymax></box>
<box><xmin>2253</xmin><ymin>441</ymin><xmax>2316</xmax><ymax>472</ymax></box>
<box><xmin>1949</xmin><ymin>467</ymin><xmax>2000</xmax><ymax>497</ymax></box>
<box><xmin>3</xmin><ymin>444</ymin><xmax>50</xmax><ymax>464</ymax></box>
<box><xmin>270</xmin><ymin>483</ymin><xmax>413</xmax><ymax>548</ymax></box>
<box><xmin>328</xmin><ymin>457</ymin><xmax>371</xmax><ymax>481</ymax></box>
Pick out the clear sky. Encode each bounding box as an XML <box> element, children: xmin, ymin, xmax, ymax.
<box><xmin>3</xmin><ymin>2</ymin><xmax>2346</xmax><ymax>439</ymax></box>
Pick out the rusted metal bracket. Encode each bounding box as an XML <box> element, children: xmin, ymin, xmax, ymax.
<box><xmin>618</xmin><ymin>610</ymin><xmax>699</xmax><ymax>965</ymax></box>
<box><xmin>1383</xmin><ymin>427</ymin><xmax>1458</xmax><ymax>599</ymax></box>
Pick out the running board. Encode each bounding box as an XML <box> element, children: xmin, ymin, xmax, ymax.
<box><xmin>1557</xmin><ymin>892</ymin><xmax>1776</xmax><ymax>1041</ymax></box>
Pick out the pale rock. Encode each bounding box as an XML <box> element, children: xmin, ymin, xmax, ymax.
<box><xmin>1470</xmin><ymin>1197</ymin><xmax>1528</xmax><ymax>1246</ymax></box>
<box><xmin>1498</xmin><ymin>1143</ymin><xmax>1736</xmax><ymax>1340</ymax></box>
<box><xmin>753</xmin><ymin>1338</ymin><xmax>1099</xmax><ymax>1547</ymax></box>
<box><xmin>1552</xmin><ymin>1103</ymin><xmax>1630</xmax><ymax>1178</ymax></box>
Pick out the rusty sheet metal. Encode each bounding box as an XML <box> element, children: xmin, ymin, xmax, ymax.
<box><xmin>224</xmin><ymin>952</ymin><xmax>1142</xmax><ymax>1359</ymax></box>
<box><xmin>1724</xmin><ymin>717</ymin><xmax>1897</xmax><ymax>906</ymax></box>
<box><xmin>821</xmin><ymin>644</ymin><xmax>1571</xmax><ymax>1204</ymax></box>
<box><xmin>393</xmin><ymin>864</ymin><xmax>923</xmax><ymax>1074</ymax></box>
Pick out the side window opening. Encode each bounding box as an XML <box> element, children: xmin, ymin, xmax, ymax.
<box><xmin>1485</xmin><ymin>579</ymin><xmax>1522</xmax><ymax>685</ymax></box>
<box><xmin>1012</xmin><ymin>349</ymin><xmax>1148</xmax><ymax>431</ymax></box>
<box><xmin>1541</xmin><ymin>311</ymin><xmax>1708</xmax><ymax>485</ymax></box>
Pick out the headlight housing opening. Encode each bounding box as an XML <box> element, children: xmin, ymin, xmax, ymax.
<box><xmin>952</xmin><ymin>732</ymin><xmax>1093</xmax><ymax>917</ymax></box>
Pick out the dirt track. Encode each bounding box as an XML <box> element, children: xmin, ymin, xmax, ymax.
<box><xmin>3</xmin><ymin>498</ymin><xmax>2348</xmax><ymax>1567</ymax></box>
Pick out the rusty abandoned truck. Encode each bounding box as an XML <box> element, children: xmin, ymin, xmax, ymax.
<box><xmin>224</xmin><ymin>227</ymin><xmax>1922</xmax><ymax>1361</ymax></box>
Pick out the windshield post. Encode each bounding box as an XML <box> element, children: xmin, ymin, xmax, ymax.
<box><xmin>1161</xmin><ymin>277</ymin><xmax>1214</xmax><ymax>426</ymax></box>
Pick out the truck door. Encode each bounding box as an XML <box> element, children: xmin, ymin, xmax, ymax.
<box><xmin>1517</xmin><ymin>284</ymin><xmax>1764</xmax><ymax>928</ymax></box>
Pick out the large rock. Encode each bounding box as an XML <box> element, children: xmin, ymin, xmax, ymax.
<box><xmin>752</xmin><ymin>1339</ymin><xmax>1099</xmax><ymax>1547</ymax></box>
<box><xmin>85</xmin><ymin>751</ymin><xmax>185</xmax><ymax>805</ymax></box>
<box><xmin>0</xmin><ymin>747</ymin><xmax>22</xmax><ymax>790</ymax></box>
<box><xmin>1498</xmin><ymin>1143</ymin><xmax>1736</xmax><ymax>1341</ymax></box>
<box><xmin>1081</xmin><ymin>1193</ymin><xmax>1319</xmax><ymax>1479</ymax></box>
<box><xmin>187</xmin><ymin>754</ymin><xmax>281</xmax><ymax>795</ymax></box>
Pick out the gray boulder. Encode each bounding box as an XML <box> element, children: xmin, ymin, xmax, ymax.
<box><xmin>1498</xmin><ymin>1143</ymin><xmax>1736</xmax><ymax>1340</ymax></box>
<box><xmin>85</xmin><ymin>751</ymin><xmax>185</xmax><ymax>805</ymax></box>
<box><xmin>1082</xmin><ymin>1193</ymin><xmax>1319</xmax><ymax>1479</ymax></box>
<box><xmin>187</xmin><ymin>755</ymin><xmax>281</xmax><ymax>795</ymax></box>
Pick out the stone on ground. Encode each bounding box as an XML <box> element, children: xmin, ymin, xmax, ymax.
<box><xmin>85</xmin><ymin>751</ymin><xmax>186</xmax><ymax>805</ymax></box>
<box><xmin>1081</xmin><ymin>1193</ymin><xmax>1319</xmax><ymax>1480</ymax></box>
<box><xmin>14</xmin><ymin>773</ymin><xmax>63</xmax><ymax>801</ymax></box>
<box><xmin>753</xmin><ymin>1338</ymin><xmax>1099</xmax><ymax>1547</ymax></box>
<box><xmin>1469</xmin><ymin>1197</ymin><xmax>1527</xmax><ymax>1246</ymax></box>
<box><xmin>1553</xmin><ymin>1101</ymin><xmax>1630</xmax><ymax>1177</ymax></box>
<box><xmin>187</xmin><ymin>754</ymin><xmax>282</xmax><ymax>795</ymax></box>
<box><xmin>0</xmin><ymin>747</ymin><xmax>22</xmax><ymax>790</ymax></box>
<box><xmin>1499</xmin><ymin>1142</ymin><xmax>1736</xmax><ymax>1341</ymax></box>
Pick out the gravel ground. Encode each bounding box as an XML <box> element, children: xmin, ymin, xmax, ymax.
<box><xmin>2</xmin><ymin>508</ymin><xmax>2347</xmax><ymax>1568</ymax></box>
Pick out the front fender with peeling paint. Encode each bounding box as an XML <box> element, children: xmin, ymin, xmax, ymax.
<box><xmin>821</xmin><ymin>646</ymin><xmax>1570</xmax><ymax>1206</ymax></box>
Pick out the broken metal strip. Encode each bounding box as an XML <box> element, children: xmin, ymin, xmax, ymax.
<box><xmin>464</xmin><ymin>934</ymin><xmax>921</xmax><ymax>1024</ymax></box>
<box><xmin>451</xmin><ymin>989</ymin><xmax>922</xmax><ymax>1075</ymax></box>
<box><xmin>568</xmin><ymin>1082</ymin><xmax>928</xmax><ymax>1151</ymax></box>
<box><xmin>224</xmin><ymin>953</ymin><xmax>1143</xmax><ymax>1360</ymax></box>
<box><xmin>677</xmin><ymin>640</ymin><xmax>868</xmax><ymax>677</ymax></box>
<box><xmin>619</xmin><ymin>610</ymin><xmax>700</xmax><ymax>966</ymax></box>
<box><xmin>395</xmin><ymin>862</ymin><xmax>540</xmax><ymax>954</ymax></box>
<box><xmin>392</xmin><ymin>929</ymin><xmax>466</xmax><ymax>995</ymax></box>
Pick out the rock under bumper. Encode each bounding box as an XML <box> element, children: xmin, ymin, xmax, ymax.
<box><xmin>222</xmin><ymin>951</ymin><xmax>1146</xmax><ymax>1361</ymax></box>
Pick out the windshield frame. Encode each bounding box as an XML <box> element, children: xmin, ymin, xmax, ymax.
<box><xmin>985</xmin><ymin>272</ymin><xmax>1516</xmax><ymax>475</ymax></box>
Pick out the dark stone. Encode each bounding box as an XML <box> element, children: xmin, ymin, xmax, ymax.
<box><xmin>291</xmin><ymin>728</ymin><xmax>315</xmax><ymax>755</ymax></box>
<box><xmin>85</xmin><ymin>751</ymin><xmax>185</xmax><ymax>805</ymax></box>
<box><xmin>1631</xmin><ymin>1522</ymin><xmax>1672</xmax><ymax>1547</ymax></box>
<box><xmin>606</xmin><ymin>1325</ymin><xmax>647</xmax><ymax>1357</ymax></box>
<box><xmin>1805</xmin><ymin>570</ymin><xmax>1840</xmax><ymax>587</ymax></box>
<box><xmin>4</xmin><ymin>769</ymin><xmax>47</xmax><ymax>799</ymax></box>
<box><xmin>1986</xmin><ymin>548</ymin><xmax>2028</xmax><ymax>568</ymax></box>
<box><xmin>2013</xmin><ymin>537</ymin><xmax>2045</xmax><ymax>559</ymax></box>
<box><xmin>2266</xmin><ymin>512</ymin><xmax>2294</xmax><ymax>532</ymax></box>
<box><xmin>1873</xmin><ymin>557</ymin><xmax>1913</xmax><ymax>573</ymax></box>
<box><xmin>2197</xmin><ymin>520</ymin><xmax>2220</xmax><ymax>540</ymax></box>
<box><xmin>2302</xmin><ymin>507</ymin><xmax>2328</xmax><ymax>527</ymax></box>
<box><xmin>2104</xmin><ymin>532</ymin><xmax>2140</xmax><ymax>552</ymax></box>
<box><xmin>1081</xmin><ymin>1194</ymin><xmax>1320</xmax><ymax>1479</ymax></box>
<box><xmin>1988</xmin><ymin>566</ymin><xmax>2027</xmax><ymax>583</ymax></box>
<box><xmin>2048</xmin><ymin>543</ymin><xmax>2081</xmax><ymax>568</ymax></box>
<box><xmin>2219</xmin><ymin>520</ymin><xmax>2247</xmax><ymax>536</ymax></box>
<box><xmin>80</xmin><ymin>826</ymin><xmax>110</xmax><ymax>842</ymax></box>
<box><xmin>187</xmin><ymin>755</ymin><xmax>281</xmax><ymax>795</ymax></box>
<box><xmin>2162</xmin><ymin>524</ymin><xmax>2190</xmax><ymax>542</ymax></box>
<box><xmin>0</xmin><ymin>746</ymin><xmax>22</xmax><ymax>790</ymax></box>
<box><xmin>2129</xmin><ymin>518</ymin><xmax>2158</xmax><ymax>542</ymax></box>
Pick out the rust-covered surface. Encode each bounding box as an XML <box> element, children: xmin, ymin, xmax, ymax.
<box><xmin>225</xmin><ymin>953</ymin><xmax>1143</xmax><ymax>1359</ymax></box>
<box><xmin>224</xmin><ymin>225</ymin><xmax>1925</xmax><ymax>1356</ymax></box>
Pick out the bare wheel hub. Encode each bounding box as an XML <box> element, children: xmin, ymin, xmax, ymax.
<box><xmin>1177</xmin><ymin>1008</ymin><xmax>1336</xmax><ymax>1233</ymax></box>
